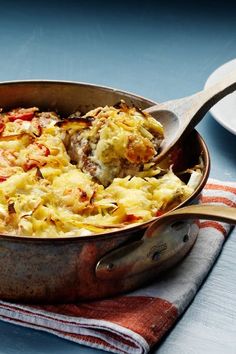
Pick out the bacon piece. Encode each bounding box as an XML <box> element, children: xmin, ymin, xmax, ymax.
<box><xmin>56</xmin><ymin>117</ymin><xmax>94</xmax><ymax>129</ymax></box>
<box><xmin>8</xmin><ymin>202</ymin><xmax>16</xmax><ymax>214</ymax></box>
<box><xmin>35</xmin><ymin>167</ymin><xmax>44</xmax><ymax>179</ymax></box>
<box><xmin>0</xmin><ymin>133</ymin><xmax>33</xmax><ymax>141</ymax></box>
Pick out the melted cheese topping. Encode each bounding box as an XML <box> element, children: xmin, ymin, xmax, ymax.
<box><xmin>0</xmin><ymin>106</ymin><xmax>199</xmax><ymax>237</ymax></box>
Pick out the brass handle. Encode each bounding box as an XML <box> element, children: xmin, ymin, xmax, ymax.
<box><xmin>96</xmin><ymin>205</ymin><xmax>236</xmax><ymax>280</ymax></box>
<box><xmin>145</xmin><ymin>204</ymin><xmax>236</xmax><ymax>237</ymax></box>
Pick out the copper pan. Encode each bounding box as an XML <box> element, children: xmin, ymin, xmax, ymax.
<box><xmin>0</xmin><ymin>81</ymin><xmax>210</xmax><ymax>303</ymax></box>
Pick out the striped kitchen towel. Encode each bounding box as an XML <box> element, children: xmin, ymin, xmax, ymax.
<box><xmin>0</xmin><ymin>178</ymin><xmax>235</xmax><ymax>354</ymax></box>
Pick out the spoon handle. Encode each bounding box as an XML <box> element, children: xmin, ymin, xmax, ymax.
<box><xmin>146</xmin><ymin>70</ymin><xmax>236</xmax><ymax>133</ymax></box>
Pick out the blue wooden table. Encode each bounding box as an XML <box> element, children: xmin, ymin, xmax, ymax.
<box><xmin>0</xmin><ymin>1</ymin><xmax>235</xmax><ymax>353</ymax></box>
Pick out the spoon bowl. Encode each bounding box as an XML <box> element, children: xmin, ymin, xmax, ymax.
<box><xmin>145</xmin><ymin>70</ymin><xmax>236</xmax><ymax>162</ymax></box>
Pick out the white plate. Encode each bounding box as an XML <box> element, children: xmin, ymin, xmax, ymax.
<box><xmin>204</xmin><ymin>59</ymin><xmax>236</xmax><ymax>135</ymax></box>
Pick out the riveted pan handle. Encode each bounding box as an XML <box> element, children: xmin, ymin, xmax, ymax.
<box><xmin>95</xmin><ymin>205</ymin><xmax>236</xmax><ymax>280</ymax></box>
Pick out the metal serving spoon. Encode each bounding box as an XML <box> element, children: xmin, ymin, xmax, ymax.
<box><xmin>144</xmin><ymin>70</ymin><xmax>236</xmax><ymax>163</ymax></box>
<box><xmin>96</xmin><ymin>204</ymin><xmax>236</xmax><ymax>280</ymax></box>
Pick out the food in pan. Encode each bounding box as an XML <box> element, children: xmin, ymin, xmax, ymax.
<box><xmin>66</xmin><ymin>101</ymin><xmax>164</xmax><ymax>186</ymax></box>
<box><xmin>0</xmin><ymin>103</ymin><xmax>203</xmax><ymax>237</ymax></box>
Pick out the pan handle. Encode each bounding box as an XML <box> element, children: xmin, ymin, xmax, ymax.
<box><xmin>95</xmin><ymin>205</ymin><xmax>236</xmax><ymax>280</ymax></box>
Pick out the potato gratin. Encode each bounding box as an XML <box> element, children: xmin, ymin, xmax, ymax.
<box><xmin>0</xmin><ymin>103</ymin><xmax>202</xmax><ymax>237</ymax></box>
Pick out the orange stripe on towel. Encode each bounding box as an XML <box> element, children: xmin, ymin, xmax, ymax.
<box><xmin>200</xmin><ymin>196</ymin><xmax>236</xmax><ymax>207</ymax></box>
<box><xmin>205</xmin><ymin>184</ymin><xmax>236</xmax><ymax>195</ymax></box>
<box><xmin>33</xmin><ymin>297</ymin><xmax>178</xmax><ymax>346</ymax></box>
<box><xmin>200</xmin><ymin>221</ymin><xmax>227</xmax><ymax>237</ymax></box>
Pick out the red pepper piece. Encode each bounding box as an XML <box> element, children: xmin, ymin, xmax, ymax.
<box><xmin>23</xmin><ymin>159</ymin><xmax>46</xmax><ymax>171</ymax></box>
<box><xmin>8</xmin><ymin>112</ymin><xmax>35</xmax><ymax>122</ymax></box>
<box><xmin>0</xmin><ymin>176</ymin><xmax>8</xmax><ymax>182</ymax></box>
<box><xmin>0</xmin><ymin>123</ymin><xmax>5</xmax><ymax>134</ymax></box>
<box><xmin>123</xmin><ymin>214</ymin><xmax>141</xmax><ymax>223</ymax></box>
<box><xmin>35</xmin><ymin>143</ymin><xmax>50</xmax><ymax>156</ymax></box>
<box><xmin>155</xmin><ymin>210</ymin><xmax>164</xmax><ymax>217</ymax></box>
<box><xmin>34</xmin><ymin>124</ymin><xmax>42</xmax><ymax>137</ymax></box>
